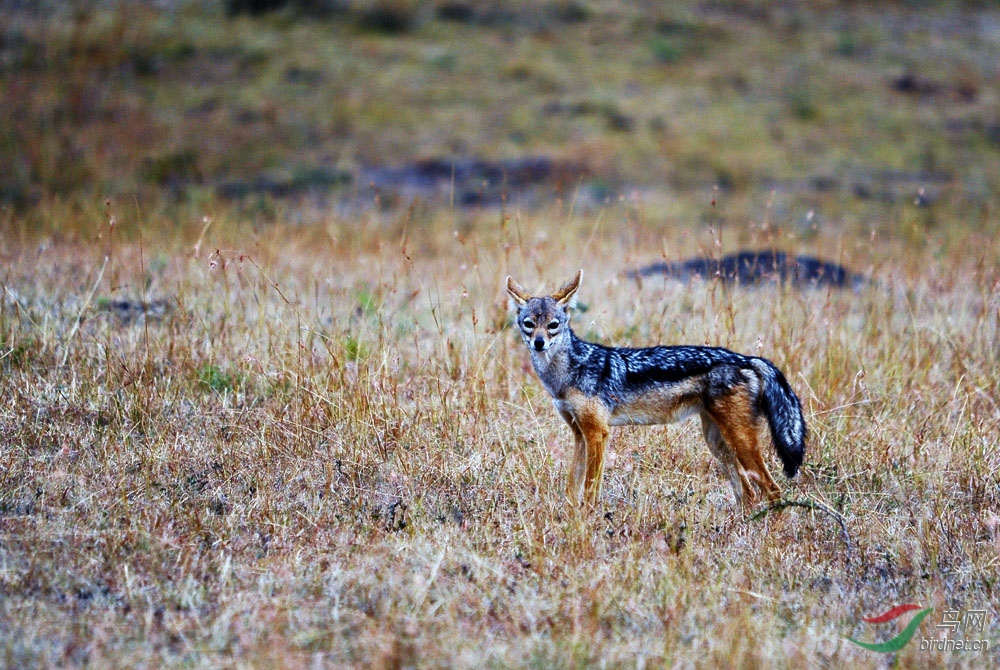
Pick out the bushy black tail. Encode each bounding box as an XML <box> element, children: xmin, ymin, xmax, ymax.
<box><xmin>750</xmin><ymin>358</ymin><xmax>806</xmax><ymax>477</ymax></box>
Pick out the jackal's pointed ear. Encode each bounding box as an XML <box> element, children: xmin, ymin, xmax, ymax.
<box><xmin>551</xmin><ymin>269</ymin><xmax>582</xmax><ymax>306</ymax></box>
<box><xmin>506</xmin><ymin>276</ymin><xmax>531</xmax><ymax>307</ymax></box>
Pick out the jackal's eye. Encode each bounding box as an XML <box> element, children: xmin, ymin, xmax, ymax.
<box><xmin>521</xmin><ymin>318</ymin><xmax>535</xmax><ymax>329</ymax></box>
<box><xmin>547</xmin><ymin>320</ymin><xmax>560</xmax><ymax>332</ymax></box>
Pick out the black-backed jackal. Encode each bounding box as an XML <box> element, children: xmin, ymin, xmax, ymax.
<box><xmin>506</xmin><ymin>270</ymin><xmax>806</xmax><ymax>510</ymax></box>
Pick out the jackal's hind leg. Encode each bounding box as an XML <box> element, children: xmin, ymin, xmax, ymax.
<box><xmin>700</xmin><ymin>413</ymin><xmax>753</xmax><ymax>508</ymax></box>
<box><xmin>705</xmin><ymin>388</ymin><xmax>782</xmax><ymax>507</ymax></box>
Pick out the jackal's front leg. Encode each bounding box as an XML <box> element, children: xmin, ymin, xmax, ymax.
<box><xmin>561</xmin><ymin>393</ymin><xmax>611</xmax><ymax>508</ymax></box>
<box><xmin>563</xmin><ymin>417</ymin><xmax>587</xmax><ymax>504</ymax></box>
<box><xmin>582</xmin><ymin>421</ymin><xmax>609</xmax><ymax>506</ymax></box>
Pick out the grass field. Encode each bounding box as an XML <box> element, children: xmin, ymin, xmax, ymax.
<box><xmin>2</xmin><ymin>1</ymin><xmax>999</xmax><ymax>668</ymax></box>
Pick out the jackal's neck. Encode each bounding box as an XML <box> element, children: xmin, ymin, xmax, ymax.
<box><xmin>529</xmin><ymin>328</ymin><xmax>585</xmax><ymax>398</ymax></box>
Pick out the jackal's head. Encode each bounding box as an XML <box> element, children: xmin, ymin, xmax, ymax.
<box><xmin>505</xmin><ymin>270</ymin><xmax>581</xmax><ymax>354</ymax></box>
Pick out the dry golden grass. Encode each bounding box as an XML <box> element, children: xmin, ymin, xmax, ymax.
<box><xmin>1</xmin><ymin>201</ymin><xmax>997</xmax><ymax>668</ymax></box>
<box><xmin>2</xmin><ymin>0</ymin><xmax>1000</xmax><ymax>666</ymax></box>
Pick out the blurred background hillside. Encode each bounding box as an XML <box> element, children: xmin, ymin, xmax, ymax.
<box><xmin>2</xmin><ymin>0</ymin><xmax>999</xmax><ymax>243</ymax></box>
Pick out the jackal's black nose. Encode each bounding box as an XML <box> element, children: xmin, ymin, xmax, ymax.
<box><xmin>532</xmin><ymin>337</ymin><xmax>546</xmax><ymax>351</ymax></box>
